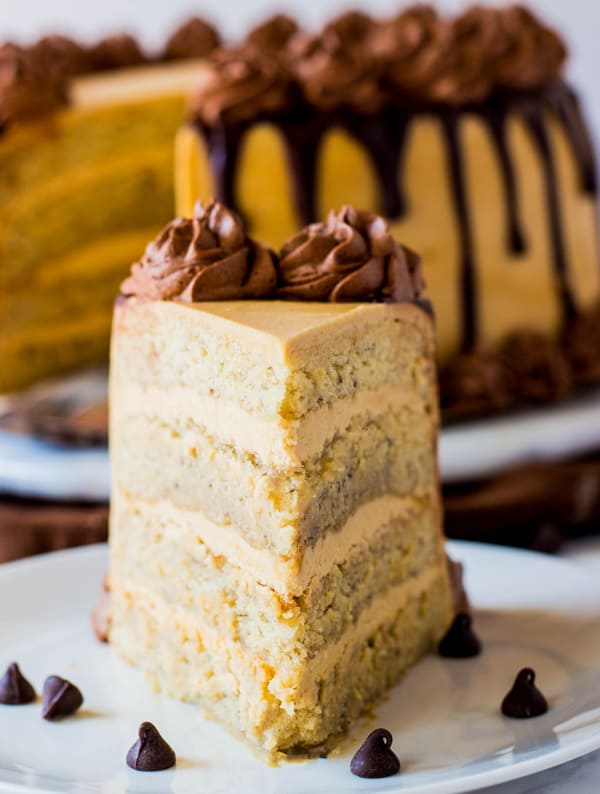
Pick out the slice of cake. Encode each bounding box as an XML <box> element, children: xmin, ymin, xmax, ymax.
<box><xmin>108</xmin><ymin>201</ymin><xmax>455</xmax><ymax>756</ymax></box>
<box><xmin>0</xmin><ymin>21</ymin><xmax>218</xmax><ymax>393</ymax></box>
<box><xmin>176</xmin><ymin>5</ymin><xmax>600</xmax><ymax>415</ymax></box>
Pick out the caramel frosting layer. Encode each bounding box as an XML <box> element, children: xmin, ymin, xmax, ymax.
<box><xmin>114</xmin><ymin>490</ymin><xmax>425</xmax><ymax>597</ymax></box>
<box><xmin>120</xmin><ymin>200</ymin><xmax>277</xmax><ymax>302</ymax></box>
<box><xmin>277</xmin><ymin>206</ymin><xmax>423</xmax><ymax>302</ymax></box>
<box><xmin>192</xmin><ymin>46</ymin><xmax>294</xmax><ymax>125</ymax></box>
<box><xmin>113</xmin><ymin>381</ymin><xmax>418</xmax><ymax>468</ymax></box>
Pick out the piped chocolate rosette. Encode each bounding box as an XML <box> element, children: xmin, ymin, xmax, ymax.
<box><xmin>0</xmin><ymin>18</ymin><xmax>221</xmax><ymax>128</ymax></box>
<box><xmin>120</xmin><ymin>200</ymin><xmax>277</xmax><ymax>302</ymax></box>
<box><xmin>120</xmin><ymin>201</ymin><xmax>425</xmax><ymax>310</ymax></box>
<box><xmin>277</xmin><ymin>205</ymin><xmax>423</xmax><ymax>303</ymax></box>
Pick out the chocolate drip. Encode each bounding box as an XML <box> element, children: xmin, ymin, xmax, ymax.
<box><xmin>550</xmin><ymin>86</ymin><xmax>597</xmax><ymax>195</ymax></box>
<box><xmin>440</xmin><ymin>111</ymin><xmax>478</xmax><ymax>351</ymax></box>
<box><xmin>281</xmin><ymin>116</ymin><xmax>323</xmax><ymax>225</ymax></box>
<box><xmin>193</xmin><ymin>82</ymin><xmax>597</xmax><ymax>349</ymax></box>
<box><xmin>485</xmin><ymin>105</ymin><xmax>526</xmax><ymax>255</ymax></box>
<box><xmin>202</xmin><ymin>124</ymin><xmax>243</xmax><ymax>209</ymax></box>
<box><xmin>343</xmin><ymin>111</ymin><xmax>407</xmax><ymax>218</ymax></box>
<box><xmin>519</xmin><ymin>99</ymin><xmax>577</xmax><ymax>324</ymax></box>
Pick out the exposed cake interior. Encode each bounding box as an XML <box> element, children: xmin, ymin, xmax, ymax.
<box><xmin>108</xmin><ymin>203</ymin><xmax>454</xmax><ymax>755</ymax></box>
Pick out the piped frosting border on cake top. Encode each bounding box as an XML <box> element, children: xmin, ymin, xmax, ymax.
<box><xmin>120</xmin><ymin>200</ymin><xmax>424</xmax><ymax>306</ymax></box>
<box><xmin>0</xmin><ymin>18</ymin><xmax>221</xmax><ymax>127</ymax></box>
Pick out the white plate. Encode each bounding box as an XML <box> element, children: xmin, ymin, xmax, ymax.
<box><xmin>440</xmin><ymin>386</ymin><xmax>600</xmax><ymax>483</ymax></box>
<box><xmin>2</xmin><ymin>384</ymin><xmax>600</xmax><ymax>501</ymax></box>
<box><xmin>1</xmin><ymin>541</ymin><xmax>600</xmax><ymax>793</ymax></box>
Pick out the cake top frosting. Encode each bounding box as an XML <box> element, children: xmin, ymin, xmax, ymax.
<box><xmin>193</xmin><ymin>47</ymin><xmax>295</xmax><ymax>126</ymax></box>
<box><xmin>277</xmin><ymin>206</ymin><xmax>423</xmax><ymax>302</ymax></box>
<box><xmin>121</xmin><ymin>202</ymin><xmax>423</xmax><ymax>306</ymax></box>
<box><xmin>245</xmin><ymin>15</ymin><xmax>300</xmax><ymax>54</ymax></box>
<box><xmin>0</xmin><ymin>17</ymin><xmax>220</xmax><ymax>127</ymax></box>
<box><xmin>1</xmin><ymin>5</ymin><xmax>567</xmax><ymax>127</ymax></box>
<box><xmin>0</xmin><ymin>43</ymin><xmax>69</xmax><ymax>126</ymax></box>
<box><xmin>163</xmin><ymin>18</ymin><xmax>222</xmax><ymax>61</ymax></box>
<box><xmin>191</xmin><ymin>4</ymin><xmax>567</xmax><ymax>124</ymax></box>
<box><xmin>120</xmin><ymin>200</ymin><xmax>277</xmax><ymax>302</ymax></box>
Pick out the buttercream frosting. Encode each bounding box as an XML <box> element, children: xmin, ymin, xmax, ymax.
<box><xmin>0</xmin><ymin>42</ymin><xmax>68</xmax><ymax>125</ymax></box>
<box><xmin>192</xmin><ymin>45</ymin><xmax>294</xmax><ymax>125</ymax></box>
<box><xmin>162</xmin><ymin>18</ymin><xmax>221</xmax><ymax>61</ymax></box>
<box><xmin>87</xmin><ymin>34</ymin><xmax>147</xmax><ymax>71</ymax></box>
<box><xmin>120</xmin><ymin>199</ymin><xmax>277</xmax><ymax>302</ymax></box>
<box><xmin>246</xmin><ymin>15</ymin><xmax>299</xmax><ymax>53</ymax></box>
<box><xmin>277</xmin><ymin>205</ymin><xmax>423</xmax><ymax>302</ymax></box>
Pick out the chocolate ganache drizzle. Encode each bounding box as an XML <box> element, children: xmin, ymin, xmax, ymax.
<box><xmin>191</xmin><ymin>4</ymin><xmax>598</xmax><ymax>354</ymax></box>
<box><xmin>120</xmin><ymin>199</ymin><xmax>277</xmax><ymax>302</ymax></box>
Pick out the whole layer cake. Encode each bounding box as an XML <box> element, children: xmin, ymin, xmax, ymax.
<box><xmin>177</xmin><ymin>6</ymin><xmax>600</xmax><ymax>417</ymax></box>
<box><xmin>0</xmin><ymin>19</ymin><xmax>220</xmax><ymax>393</ymax></box>
<box><xmin>108</xmin><ymin>202</ymin><xmax>455</xmax><ymax>755</ymax></box>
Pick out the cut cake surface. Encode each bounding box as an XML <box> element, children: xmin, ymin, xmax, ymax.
<box><xmin>108</xmin><ymin>297</ymin><xmax>454</xmax><ymax>756</ymax></box>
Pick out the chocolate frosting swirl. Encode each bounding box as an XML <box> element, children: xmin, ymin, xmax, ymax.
<box><xmin>453</xmin><ymin>5</ymin><xmax>566</xmax><ymax>94</ymax></box>
<box><xmin>293</xmin><ymin>30</ymin><xmax>385</xmax><ymax>113</ymax></box>
<box><xmin>323</xmin><ymin>11</ymin><xmax>378</xmax><ymax>50</ymax></box>
<box><xmin>0</xmin><ymin>42</ymin><xmax>68</xmax><ymax>125</ymax></box>
<box><xmin>31</xmin><ymin>35</ymin><xmax>91</xmax><ymax>78</ymax></box>
<box><xmin>88</xmin><ymin>34</ymin><xmax>147</xmax><ymax>71</ymax></box>
<box><xmin>372</xmin><ymin>6</ymin><xmax>446</xmax><ymax>100</ymax></box>
<box><xmin>375</xmin><ymin>4</ymin><xmax>567</xmax><ymax>105</ymax></box>
<box><xmin>441</xmin><ymin>328</ymin><xmax>573</xmax><ymax>420</ymax></box>
<box><xmin>163</xmin><ymin>18</ymin><xmax>221</xmax><ymax>61</ymax></box>
<box><xmin>246</xmin><ymin>15</ymin><xmax>299</xmax><ymax>53</ymax></box>
<box><xmin>277</xmin><ymin>206</ymin><xmax>423</xmax><ymax>302</ymax></box>
<box><xmin>192</xmin><ymin>46</ymin><xmax>294</xmax><ymax>125</ymax></box>
<box><xmin>120</xmin><ymin>199</ymin><xmax>277</xmax><ymax>302</ymax></box>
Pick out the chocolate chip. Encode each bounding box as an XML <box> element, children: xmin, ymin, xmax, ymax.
<box><xmin>501</xmin><ymin>667</ymin><xmax>548</xmax><ymax>718</ymax></box>
<box><xmin>0</xmin><ymin>663</ymin><xmax>36</xmax><ymax>705</ymax></box>
<box><xmin>126</xmin><ymin>722</ymin><xmax>176</xmax><ymax>771</ymax></box>
<box><xmin>42</xmin><ymin>675</ymin><xmax>83</xmax><ymax>719</ymax></box>
<box><xmin>438</xmin><ymin>612</ymin><xmax>482</xmax><ymax>658</ymax></box>
<box><xmin>350</xmin><ymin>728</ymin><xmax>400</xmax><ymax>778</ymax></box>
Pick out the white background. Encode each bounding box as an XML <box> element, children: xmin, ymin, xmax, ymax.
<box><xmin>2</xmin><ymin>0</ymin><xmax>600</xmax><ymax>141</ymax></box>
